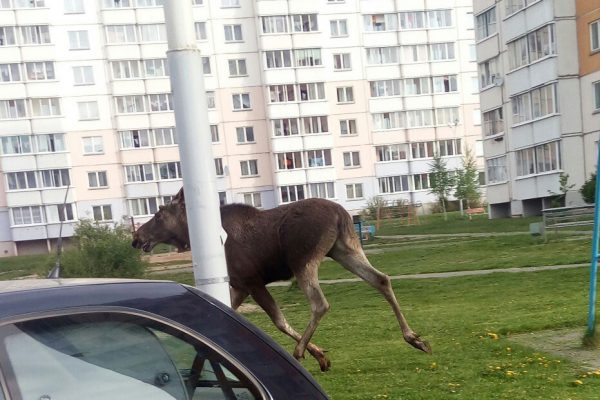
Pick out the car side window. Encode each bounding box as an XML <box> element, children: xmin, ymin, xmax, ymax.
<box><xmin>0</xmin><ymin>313</ymin><xmax>261</xmax><ymax>400</ymax></box>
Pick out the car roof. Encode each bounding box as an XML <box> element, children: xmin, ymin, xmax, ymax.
<box><xmin>0</xmin><ymin>278</ymin><xmax>163</xmax><ymax>294</ymax></box>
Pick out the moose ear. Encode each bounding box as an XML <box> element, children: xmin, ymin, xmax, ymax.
<box><xmin>171</xmin><ymin>187</ymin><xmax>185</xmax><ymax>204</ymax></box>
<box><xmin>158</xmin><ymin>205</ymin><xmax>165</xmax><ymax>211</ymax></box>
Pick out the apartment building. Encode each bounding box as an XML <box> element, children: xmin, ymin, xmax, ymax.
<box><xmin>0</xmin><ymin>0</ymin><xmax>481</xmax><ymax>256</ymax></box>
<box><xmin>475</xmin><ymin>0</ymin><xmax>600</xmax><ymax>218</ymax></box>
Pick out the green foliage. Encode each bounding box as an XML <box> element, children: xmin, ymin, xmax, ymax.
<box><xmin>360</xmin><ymin>196</ymin><xmax>388</xmax><ymax>219</ymax></box>
<box><xmin>454</xmin><ymin>148</ymin><xmax>481</xmax><ymax>208</ymax></box>
<box><xmin>59</xmin><ymin>220</ymin><xmax>147</xmax><ymax>278</ymax></box>
<box><xmin>580</xmin><ymin>173</ymin><xmax>596</xmax><ymax>204</ymax></box>
<box><xmin>428</xmin><ymin>153</ymin><xmax>455</xmax><ymax>219</ymax></box>
<box><xmin>548</xmin><ymin>173</ymin><xmax>576</xmax><ymax>208</ymax></box>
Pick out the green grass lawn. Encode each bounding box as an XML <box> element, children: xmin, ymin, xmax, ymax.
<box><xmin>0</xmin><ymin>253</ymin><xmax>51</xmax><ymax>279</ymax></box>
<box><xmin>244</xmin><ymin>268</ymin><xmax>599</xmax><ymax>399</ymax></box>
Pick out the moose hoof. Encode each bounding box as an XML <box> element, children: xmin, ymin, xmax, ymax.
<box><xmin>293</xmin><ymin>349</ymin><xmax>306</xmax><ymax>360</ymax></box>
<box><xmin>406</xmin><ymin>333</ymin><xmax>432</xmax><ymax>354</ymax></box>
<box><xmin>318</xmin><ymin>356</ymin><xmax>331</xmax><ymax>372</ymax></box>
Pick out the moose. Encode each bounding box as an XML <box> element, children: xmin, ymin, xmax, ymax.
<box><xmin>132</xmin><ymin>188</ymin><xmax>431</xmax><ymax>371</ymax></box>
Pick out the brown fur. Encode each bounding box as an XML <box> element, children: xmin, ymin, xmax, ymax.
<box><xmin>132</xmin><ymin>188</ymin><xmax>431</xmax><ymax>371</ymax></box>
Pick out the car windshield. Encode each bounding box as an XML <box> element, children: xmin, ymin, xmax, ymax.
<box><xmin>0</xmin><ymin>312</ymin><xmax>262</xmax><ymax>400</ymax></box>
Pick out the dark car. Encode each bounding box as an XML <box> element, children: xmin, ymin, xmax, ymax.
<box><xmin>0</xmin><ymin>279</ymin><xmax>329</xmax><ymax>400</ymax></box>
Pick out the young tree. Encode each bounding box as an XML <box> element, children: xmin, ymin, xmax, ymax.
<box><xmin>454</xmin><ymin>148</ymin><xmax>481</xmax><ymax>209</ymax></box>
<box><xmin>428</xmin><ymin>153</ymin><xmax>455</xmax><ymax>220</ymax></box>
<box><xmin>580</xmin><ymin>173</ymin><xmax>597</xmax><ymax>204</ymax></box>
<box><xmin>548</xmin><ymin>172</ymin><xmax>576</xmax><ymax>207</ymax></box>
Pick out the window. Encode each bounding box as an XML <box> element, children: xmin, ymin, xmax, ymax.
<box><xmin>221</xmin><ymin>0</ymin><xmax>239</xmax><ymax>7</ymax></box>
<box><xmin>346</xmin><ymin>183</ymin><xmax>363</xmax><ymax>199</ymax></box>
<box><xmin>1</xmin><ymin>135</ymin><xmax>32</xmax><ymax>155</ymax></box>
<box><xmin>88</xmin><ymin>171</ymin><xmax>108</xmax><ymax>188</ymax></box>
<box><xmin>402</xmin><ymin>44</ymin><xmax>428</xmax><ymax>63</ymax></box>
<box><xmin>120</xmin><ymin>130</ymin><xmax>152</xmax><ymax>149</ymax></box>
<box><xmin>64</xmin><ymin>0</ymin><xmax>84</xmax><ymax>13</ymax></box>
<box><xmin>194</xmin><ymin>22</ymin><xmax>207</xmax><ymax>40</ymax></box>
<box><xmin>14</xmin><ymin>0</ymin><xmax>45</xmax><ymax>7</ymax></box>
<box><xmin>137</xmin><ymin>0</ymin><xmax>165</xmax><ymax>6</ymax></box>
<box><xmin>111</xmin><ymin>60</ymin><xmax>141</xmax><ymax>79</ymax></box>
<box><xmin>292</xmin><ymin>14</ymin><xmax>318</xmax><ymax>32</ymax></box>
<box><xmin>508</xmin><ymin>25</ymin><xmax>556</xmax><ymax>70</ymax></box>
<box><xmin>7</xmin><ymin>171</ymin><xmax>38</xmax><ymax>190</ymax></box>
<box><xmin>340</xmin><ymin>119</ymin><xmax>357</xmax><ymax>135</ymax></box>
<box><xmin>214</xmin><ymin>158</ymin><xmax>224</xmax><ymax>176</ymax></box>
<box><xmin>475</xmin><ymin>7</ymin><xmax>496</xmax><ymax>41</ymax></box>
<box><xmin>343</xmin><ymin>151</ymin><xmax>360</xmax><ymax>167</ymax></box>
<box><xmin>262</xmin><ymin>16</ymin><xmax>289</xmax><ymax>34</ymax></box>
<box><xmin>0</xmin><ymin>63</ymin><xmax>21</xmax><ymax>82</ymax></box>
<box><xmin>149</xmin><ymin>93</ymin><xmax>174</xmax><ymax>112</ymax></box>
<box><xmin>333</xmin><ymin>53</ymin><xmax>351</xmax><ymax>70</ymax></box>
<box><xmin>411</xmin><ymin>141</ymin><xmax>435</xmax><ymax>159</ymax></box>
<box><xmin>206</xmin><ymin>91</ymin><xmax>215</xmax><ymax>109</ymax></box>
<box><xmin>93</xmin><ymin>205</ymin><xmax>112</xmax><ymax>221</ymax></box>
<box><xmin>336</xmin><ymin>87</ymin><xmax>354</xmax><ymax>103</ymax></box>
<box><xmin>433</xmin><ymin>75</ymin><xmax>457</xmax><ymax>93</ymax></box>
<box><xmin>366</xmin><ymin>47</ymin><xmax>400</xmax><ymax>65</ymax></box>
<box><xmin>105</xmin><ymin>25</ymin><xmax>136</xmax><ymax>43</ymax></box>
<box><xmin>20</xmin><ymin>25</ymin><xmax>51</xmax><ymax>45</ymax></box>
<box><xmin>364</xmin><ymin>14</ymin><xmax>398</xmax><ymax>32</ymax></box>
<box><xmin>243</xmin><ymin>192</ymin><xmax>261</xmax><ymax>208</ymax></box>
<box><xmin>78</xmin><ymin>101</ymin><xmax>99</xmax><ymax>120</ymax></box>
<box><xmin>516</xmin><ymin>141</ymin><xmax>560</xmax><ymax>177</ymax></box>
<box><xmin>11</xmin><ymin>206</ymin><xmax>43</xmax><ymax>225</ymax></box>
<box><xmin>404</xmin><ymin>77</ymin><xmax>431</xmax><ymax>95</ymax></box>
<box><xmin>224</xmin><ymin>24</ymin><xmax>243</xmax><ymax>42</ymax></box>
<box><xmin>301</xmin><ymin>116</ymin><xmax>328</xmax><ymax>134</ymax></box>
<box><xmin>370</xmin><ymin>79</ymin><xmax>402</xmax><ymax>97</ymax></box>
<box><xmin>265</xmin><ymin>50</ymin><xmax>292</xmax><ymax>69</ymax></box>
<box><xmin>435</xmin><ymin>107</ymin><xmax>459</xmax><ymax>126</ymax></box>
<box><xmin>276</xmin><ymin>152</ymin><xmax>303</xmax><ymax>170</ymax></box>
<box><xmin>68</xmin><ymin>30</ymin><xmax>89</xmax><ymax>50</ymax></box>
<box><xmin>486</xmin><ymin>156</ymin><xmax>507</xmax><ymax>183</ymax></box>
<box><xmin>201</xmin><ymin>57</ymin><xmax>211</xmax><ymax>75</ymax></box>
<box><xmin>232</xmin><ymin>93</ymin><xmax>251</xmax><ymax>110</ymax></box>
<box><xmin>37</xmin><ymin>133</ymin><xmax>65</xmax><ymax>153</ymax></box>
<box><xmin>378</xmin><ymin>176</ymin><xmax>409</xmax><ymax>193</ymax></box>
<box><xmin>158</xmin><ymin>162</ymin><xmax>182</xmax><ymax>180</ymax></box>
<box><xmin>272</xmin><ymin>119</ymin><xmax>299</xmax><ymax>136</ymax></box>
<box><xmin>125</xmin><ymin>164</ymin><xmax>155</xmax><ymax>183</ymax></box>
<box><xmin>41</xmin><ymin>169</ymin><xmax>70</xmax><ymax>188</ymax></box>
<box><xmin>505</xmin><ymin>0</ymin><xmax>526</xmax><ymax>15</ymax></box>
<box><xmin>428</xmin><ymin>10</ymin><xmax>452</xmax><ymax>28</ymax></box>
<box><xmin>376</xmin><ymin>144</ymin><xmax>407</xmax><ymax>162</ymax></box>
<box><xmin>399</xmin><ymin>12</ymin><xmax>425</xmax><ymax>30</ymax></box>
<box><xmin>210</xmin><ymin>125</ymin><xmax>219</xmax><ymax>142</ymax></box>
<box><xmin>593</xmin><ymin>20</ymin><xmax>600</xmax><ymax>53</ymax></box>
<box><xmin>429</xmin><ymin>42</ymin><xmax>455</xmax><ymax>61</ymax></box>
<box><xmin>30</xmin><ymin>98</ymin><xmax>60</xmax><ymax>117</ymax></box>
<box><xmin>116</xmin><ymin>95</ymin><xmax>146</xmax><ymax>113</ymax></box>
<box><xmin>269</xmin><ymin>84</ymin><xmax>295</xmax><ymax>103</ymax></box>
<box><xmin>294</xmin><ymin>48</ymin><xmax>322</xmax><ymax>67</ymax></box>
<box><xmin>307</xmin><ymin>149</ymin><xmax>332</xmax><ymax>167</ymax></box>
<box><xmin>330</xmin><ymin>19</ymin><xmax>348</xmax><ymax>37</ymax></box>
<box><xmin>219</xmin><ymin>191</ymin><xmax>227</xmax><ymax>205</ymax></box>
<box><xmin>0</xmin><ymin>26</ymin><xmax>17</xmax><ymax>46</ymax></box>
<box><xmin>73</xmin><ymin>66</ymin><xmax>94</xmax><ymax>85</ymax></box>
<box><xmin>144</xmin><ymin>59</ymin><xmax>169</xmax><ymax>77</ymax></box>
<box><xmin>236</xmin><ymin>126</ymin><xmax>255</xmax><ymax>143</ymax></box>
<box><xmin>280</xmin><ymin>185</ymin><xmax>305</xmax><ymax>203</ymax></box>
<box><xmin>298</xmin><ymin>83</ymin><xmax>325</xmax><ymax>101</ymax></box>
<box><xmin>372</xmin><ymin>112</ymin><xmax>403</xmax><ymax>130</ymax></box>
<box><xmin>413</xmin><ymin>174</ymin><xmax>430</xmax><ymax>190</ymax></box>
<box><xmin>240</xmin><ymin>160</ymin><xmax>258</xmax><ymax>176</ymax></box>
<box><xmin>511</xmin><ymin>83</ymin><xmax>556</xmax><ymax>125</ymax></box>
<box><xmin>437</xmin><ymin>139</ymin><xmax>462</xmax><ymax>156</ymax></box>
<box><xmin>46</xmin><ymin>203</ymin><xmax>76</xmax><ymax>222</ymax></box>
<box><xmin>129</xmin><ymin>197</ymin><xmax>159</xmax><ymax>216</ymax></box>
<box><xmin>154</xmin><ymin>127</ymin><xmax>177</xmax><ymax>146</ymax></box>
<box><xmin>139</xmin><ymin>24</ymin><xmax>166</xmax><ymax>42</ymax></box>
<box><xmin>309</xmin><ymin>182</ymin><xmax>335</xmax><ymax>199</ymax></box>
<box><xmin>83</xmin><ymin>136</ymin><xmax>103</xmax><ymax>154</ymax></box>
<box><xmin>595</xmin><ymin>81</ymin><xmax>600</xmax><ymax>111</ymax></box>
<box><xmin>102</xmin><ymin>0</ymin><xmax>131</xmax><ymax>7</ymax></box>
<box><xmin>483</xmin><ymin>108</ymin><xmax>504</xmax><ymax>137</ymax></box>
<box><xmin>0</xmin><ymin>99</ymin><xmax>27</xmax><ymax>119</ymax></box>
<box><xmin>405</xmin><ymin>109</ymin><xmax>433</xmax><ymax>128</ymax></box>
<box><xmin>399</xmin><ymin>10</ymin><xmax>452</xmax><ymax>30</ymax></box>
<box><xmin>228</xmin><ymin>59</ymin><xmax>247</xmax><ymax>76</ymax></box>
<box><xmin>25</xmin><ymin>61</ymin><xmax>55</xmax><ymax>80</ymax></box>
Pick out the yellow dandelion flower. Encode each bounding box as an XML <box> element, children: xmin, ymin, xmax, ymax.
<box><xmin>487</xmin><ymin>332</ymin><xmax>499</xmax><ymax>340</ymax></box>
<box><xmin>574</xmin><ymin>380</ymin><xmax>584</xmax><ymax>386</ymax></box>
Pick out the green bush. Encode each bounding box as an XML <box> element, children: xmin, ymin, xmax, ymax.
<box><xmin>580</xmin><ymin>173</ymin><xmax>596</xmax><ymax>204</ymax></box>
<box><xmin>58</xmin><ymin>220</ymin><xmax>147</xmax><ymax>278</ymax></box>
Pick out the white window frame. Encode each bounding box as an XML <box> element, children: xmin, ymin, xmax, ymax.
<box><xmin>64</xmin><ymin>0</ymin><xmax>84</xmax><ymax>14</ymax></box>
<box><xmin>125</xmin><ymin>164</ymin><xmax>155</xmax><ymax>183</ymax></box>
<box><xmin>68</xmin><ymin>30</ymin><xmax>89</xmax><ymax>50</ymax></box>
<box><xmin>486</xmin><ymin>156</ymin><xmax>507</xmax><ymax>184</ymax></box>
<box><xmin>154</xmin><ymin>127</ymin><xmax>177</xmax><ymax>146</ymax></box>
<box><xmin>280</xmin><ymin>185</ymin><xmax>305</xmax><ymax>203</ymax></box>
<box><xmin>1</xmin><ymin>135</ymin><xmax>32</xmax><ymax>155</ymax></box>
<box><xmin>158</xmin><ymin>161</ymin><xmax>182</xmax><ymax>180</ymax></box>
<box><xmin>378</xmin><ymin>175</ymin><xmax>409</xmax><ymax>193</ymax></box>
<box><xmin>73</xmin><ymin>66</ymin><xmax>94</xmax><ymax>85</ymax></box>
<box><xmin>306</xmin><ymin>149</ymin><xmax>332</xmax><ymax>167</ymax></box>
<box><xmin>475</xmin><ymin>7</ymin><xmax>496</xmax><ymax>41</ymax></box>
<box><xmin>333</xmin><ymin>53</ymin><xmax>351</xmax><ymax>71</ymax></box>
<box><xmin>148</xmin><ymin>93</ymin><xmax>174</xmax><ymax>112</ymax></box>
<box><xmin>228</xmin><ymin>59</ymin><xmax>247</xmax><ymax>77</ymax></box>
<box><xmin>6</xmin><ymin>171</ymin><xmax>38</xmax><ymax>190</ymax></box>
<box><xmin>11</xmin><ymin>206</ymin><xmax>44</xmax><ymax>226</ymax></box>
<box><xmin>30</xmin><ymin>98</ymin><xmax>60</xmax><ymax>117</ymax></box>
<box><xmin>120</xmin><ymin>129</ymin><xmax>153</xmax><ymax>149</ymax></box>
<box><xmin>292</xmin><ymin>14</ymin><xmax>318</xmax><ymax>33</ymax></box>
<box><xmin>261</xmin><ymin>16</ymin><xmax>289</xmax><ymax>34</ymax></box>
<box><xmin>232</xmin><ymin>93</ymin><xmax>251</xmax><ymax>110</ymax></box>
<box><xmin>195</xmin><ymin>22</ymin><xmax>207</xmax><ymax>40</ymax></box>
<box><xmin>0</xmin><ymin>63</ymin><xmax>21</xmax><ymax>82</ymax></box>
<box><xmin>294</xmin><ymin>48</ymin><xmax>322</xmax><ymax>67</ymax></box>
<box><xmin>340</xmin><ymin>119</ymin><xmax>357</xmax><ymax>135</ymax></box>
<box><xmin>336</xmin><ymin>86</ymin><xmax>354</xmax><ymax>103</ymax></box>
<box><xmin>83</xmin><ymin>136</ymin><xmax>104</xmax><ymax>154</ymax></box>
<box><xmin>139</xmin><ymin>24</ymin><xmax>167</xmax><ymax>42</ymax></box>
<box><xmin>265</xmin><ymin>50</ymin><xmax>292</xmax><ymax>69</ymax></box>
<box><xmin>242</xmin><ymin>192</ymin><xmax>262</xmax><ymax>208</ymax></box>
<box><xmin>78</xmin><ymin>101</ymin><xmax>99</xmax><ymax>121</ymax></box>
<box><xmin>93</xmin><ymin>205</ymin><xmax>113</xmax><ymax>221</ymax></box>
<box><xmin>343</xmin><ymin>151</ymin><xmax>360</xmax><ymax>168</ymax></box>
<box><xmin>88</xmin><ymin>171</ymin><xmax>108</xmax><ymax>188</ymax></box>
<box><xmin>37</xmin><ymin>133</ymin><xmax>66</xmax><ymax>153</ymax></box>
<box><xmin>308</xmin><ymin>182</ymin><xmax>335</xmax><ymax>199</ymax></box>
<box><xmin>301</xmin><ymin>116</ymin><xmax>328</xmax><ymax>134</ymax></box>
<box><xmin>330</xmin><ymin>19</ymin><xmax>348</xmax><ymax>37</ymax></box>
<box><xmin>25</xmin><ymin>61</ymin><xmax>55</xmax><ymax>81</ymax></box>
<box><xmin>592</xmin><ymin>20</ymin><xmax>600</xmax><ymax>53</ymax></box>
<box><xmin>115</xmin><ymin>95</ymin><xmax>146</xmax><ymax>114</ymax></box>
<box><xmin>594</xmin><ymin>81</ymin><xmax>600</xmax><ymax>111</ymax></box>
<box><xmin>128</xmin><ymin>197</ymin><xmax>159</xmax><ymax>216</ymax></box>
<box><xmin>224</xmin><ymin>24</ymin><xmax>243</xmax><ymax>42</ymax></box>
<box><xmin>272</xmin><ymin>118</ymin><xmax>300</xmax><ymax>137</ymax></box>
<box><xmin>276</xmin><ymin>152</ymin><xmax>303</xmax><ymax>170</ymax></box>
<box><xmin>214</xmin><ymin>158</ymin><xmax>224</xmax><ymax>176</ymax></box>
<box><xmin>111</xmin><ymin>60</ymin><xmax>141</xmax><ymax>79</ymax></box>
<box><xmin>346</xmin><ymin>183</ymin><xmax>363</xmax><ymax>199</ymax></box>
<box><xmin>144</xmin><ymin>58</ymin><xmax>169</xmax><ymax>77</ymax></box>
<box><xmin>20</xmin><ymin>25</ymin><xmax>51</xmax><ymax>45</ymax></box>
<box><xmin>240</xmin><ymin>160</ymin><xmax>259</xmax><ymax>177</ymax></box>
<box><xmin>376</xmin><ymin>144</ymin><xmax>408</xmax><ymax>162</ymax></box>
<box><xmin>236</xmin><ymin>126</ymin><xmax>255</xmax><ymax>143</ymax></box>
<box><xmin>105</xmin><ymin>24</ymin><xmax>136</xmax><ymax>44</ymax></box>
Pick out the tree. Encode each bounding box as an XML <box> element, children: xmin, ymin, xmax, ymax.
<box><xmin>580</xmin><ymin>173</ymin><xmax>597</xmax><ymax>204</ymax></box>
<box><xmin>454</xmin><ymin>148</ymin><xmax>481</xmax><ymax>209</ymax></box>
<box><xmin>58</xmin><ymin>220</ymin><xmax>147</xmax><ymax>278</ymax></box>
<box><xmin>428</xmin><ymin>153</ymin><xmax>455</xmax><ymax>220</ymax></box>
<box><xmin>548</xmin><ymin>172</ymin><xmax>576</xmax><ymax>208</ymax></box>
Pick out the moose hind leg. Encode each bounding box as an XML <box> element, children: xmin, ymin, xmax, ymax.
<box><xmin>329</xmin><ymin>245</ymin><xmax>431</xmax><ymax>354</ymax></box>
<box><xmin>230</xmin><ymin>286</ymin><xmax>249</xmax><ymax>310</ymax></box>
<box><xmin>249</xmin><ymin>285</ymin><xmax>331</xmax><ymax>371</ymax></box>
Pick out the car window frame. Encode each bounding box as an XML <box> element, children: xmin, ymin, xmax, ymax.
<box><xmin>0</xmin><ymin>306</ymin><xmax>271</xmax><ymax>400</ymax></box>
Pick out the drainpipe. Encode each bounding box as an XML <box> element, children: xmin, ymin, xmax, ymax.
<box><xmin>164</xmin><ymin>0</ymin><xmax>231</xmax><ymax>306</ymax></box>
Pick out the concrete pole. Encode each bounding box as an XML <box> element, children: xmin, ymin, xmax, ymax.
<box><xmin>164</xmin><ymin>0</ymin><xmax>231</xmax><ymax>306</ymax></box>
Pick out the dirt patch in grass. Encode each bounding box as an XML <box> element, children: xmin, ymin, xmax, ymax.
<box><xmin>510</xmin><ymin>327</ymin><xmax>600</xmax><ymax>370</ymax></box>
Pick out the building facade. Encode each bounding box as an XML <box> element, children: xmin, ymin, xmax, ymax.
<box><xmin>475</xmin><ymin>0</ymin><xmax>600</xmax><ymax>218</ymax></box>
<box><xmin>0</xmin><ymin>0</ymin><xmax>481</xmax><ymax>255</ymax></box>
